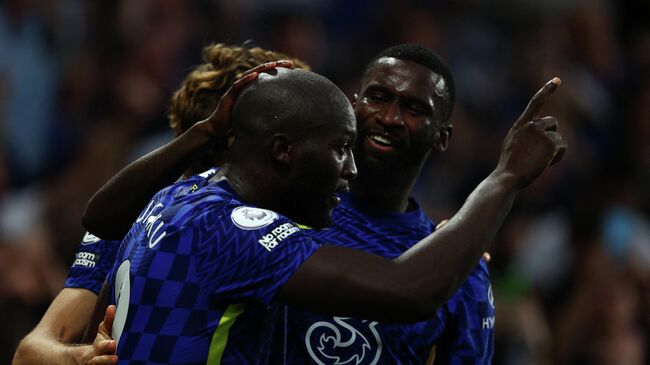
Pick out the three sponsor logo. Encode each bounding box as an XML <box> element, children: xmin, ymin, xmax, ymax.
<box><xmin>73</xmin><ymin>251</ymin><xmax>97</xmax><ymax>268</ymax></box>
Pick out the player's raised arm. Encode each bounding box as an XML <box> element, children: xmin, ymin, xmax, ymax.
<box><xmin>280</xmin><ymin>78</ymin><xmax>567</xmax><ymax>322</ymax></box>
<box><xmin>82</xmin><ymin>61</ymin><xmax>293</xmax><ymax>240</ymax></box>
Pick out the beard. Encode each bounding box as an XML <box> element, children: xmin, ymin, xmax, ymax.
<box><xmin>279</xmin><ymin>158</ymin><xmax>338</xmax><ymax>229</ymax></box>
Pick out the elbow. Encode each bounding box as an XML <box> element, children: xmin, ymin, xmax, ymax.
<box><xmin>377</xmin><ymin>282</ymin><xmax>445</xmax><ymax>323</ymax></box>
<box><xmin>376</xmin><ymin>296</ymin><xmax>438</xmax><ymax>323</ymax></box>
<box><xmin>81</xmin><ymin>206</ymin><xmax>106</xmax><ymax>239</ymax></box>
<box><xmin>81</xmin><ymin>202</ymin><xmax>124</xmax><ymax>241</ymax></box>
<box><xmin>388</xmin><ymin>276</ymin><xmax>458</xmax><ymax>323</ymax></box>
<box><xmin>400</xmin><ymin>291</ymin><xmax>444</xmax><ymax>323</ymax></box>
<box><xmin>398</xmin><ymin>300</ymin><xmax>440</xmax><ymax>323</ymax></box>
<box><xmin>81</xmin><ymin>194</ymin><xmax>100</xmax><ymax>233</ymax></box>
<box><xmin>80</xmin><ymin>206</ymin><xmax>96</xmax><ymax>234</ymax></box>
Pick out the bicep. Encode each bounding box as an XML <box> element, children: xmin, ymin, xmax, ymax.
<box><xmin>278</xmin><ymin>245</ymin><xmax>433</xmax><ymax>323</ymax></box>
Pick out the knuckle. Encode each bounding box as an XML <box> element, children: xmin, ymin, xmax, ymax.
<box><xmin>523</xmin><ymin>121</ymin><xmax>540</xmax><ymax>132</ymax></box>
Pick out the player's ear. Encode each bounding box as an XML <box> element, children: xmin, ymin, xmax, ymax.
<box><xmin>226</xmin><ymin>128</ymin><xmax>235</xmax><ymax>148</ymax></box>
<box><xmin>271</xmin><ymin>134</ymin><xmax>292</xmax><ymax>164</ymax></box>
<box><xmin>433</xmin><ymin>123</ymin><xmax>453</xmax><ymax>152</ymax></box>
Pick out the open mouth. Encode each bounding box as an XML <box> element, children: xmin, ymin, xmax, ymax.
<box><xmin>365</xmin><ymin>132</ymin><xmax>401</xmax><ymax>153</ymax></box>
<box><xmin>368</xmin><ymin>133</ymin><xmax>394</xmax><ymax>146</ymax></box>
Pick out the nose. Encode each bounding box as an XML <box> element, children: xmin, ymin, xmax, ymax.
<box><xmin>343</xmin><ymin>151</ymin><xmax>358</xmax><ymax>181</ymax></box>
<box><xmin>376</xmin><ymin>101</ymin><xmax>404</xmax><ymax>128</ymax></box>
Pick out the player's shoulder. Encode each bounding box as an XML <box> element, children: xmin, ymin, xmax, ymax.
<box><xmin>151</xmin><ymin>167</ymin><xmax>217</xmax><ymax>199</ymax></box>
<box><xmin>181</xmin><ymin>167</ymin><xmax>219</xmax><ymax>190</ymax></box>
<box><xmin>171</xmin><ymin>180</ymin><xmax>298</xmax><ymax>233</ymax></box>
<box><xmin>189</xmin><ymin>199</ymin><xmax>309</xmax><ymax>255</ymax></box>
<box><xmin>66</xmin><ymin>231</ymin><xmax>122</xmax><ymax>293</ymax></box>
<box><xmin>228</xmin><ymin>205</ymin><xmax>283</xmax><ymax>230</ymax></box>
<box><xmin>71</xmin><ymin>231</ymin><xmax>119</xmax><ymax>267</ymax></box>
<box><xmin>76</xmin><ymin>231</ymin><xmax>120</xmax><ymax>250</ymax></box>
<box><xmin>79</xmin><ymin>230</ymin><xmax>103</xmax><ymax>245</ymax></box>
<box><xmin>164</xmin><ymin>175</ymin><xmax>232</xmax><ymax>210</ymax></box>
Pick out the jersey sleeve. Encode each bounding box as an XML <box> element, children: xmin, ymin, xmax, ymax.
<box><xmin>64</xmin><ymin>232</ymin><xmax>121</xmax><ymax>294</ymax></box>
<box><xmin>434</xmin><ymin>259</ymin><xmax>495</xmax><ymax>364</ymax></box>
<box><xmin>192</xmin><ymin>205</ymin><xmax>320</xmax><ymax>305</ymax></box>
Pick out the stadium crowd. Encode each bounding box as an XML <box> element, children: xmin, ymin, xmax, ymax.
<box><xmin>0</xmin><ymin>0</ymin><xmax>647</xmax><ymax>364</ymax></box>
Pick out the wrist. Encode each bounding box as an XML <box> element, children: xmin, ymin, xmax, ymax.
<box><xmin>178</xmin><ymin>121</ymin><xmax>218</xmax><ymax>162</ymax></box>
<box><xmin>488</xmin><ymin>169</ymin><xmax>521</xmax><ymax>192</ymax></box>
<box><xmin>187</xmin><ymin>120</ymin><xmax>215</xmax><ymax>143</ymax></box>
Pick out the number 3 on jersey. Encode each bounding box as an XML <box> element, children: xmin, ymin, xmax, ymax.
<box><xmin>113</xmin><ymin>260</ymin><xmax>131</xmax><ymax>348</ymax></box>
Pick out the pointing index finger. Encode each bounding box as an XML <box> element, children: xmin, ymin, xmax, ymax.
<box><xmin>516</xmin><ymin>77</ymin><xmax>561</xmax><ymax>127</ymax></box>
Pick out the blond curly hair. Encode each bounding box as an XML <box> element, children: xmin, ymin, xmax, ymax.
<box><xmin>168</xmin><ymin>43</ymin><xmax>310</xmax><ymax>137</ymax></box>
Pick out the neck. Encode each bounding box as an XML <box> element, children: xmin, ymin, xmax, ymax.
<box><xmin>351</xmin><ymin>159</ymin><xmax>425</xmax><ymax>213</ymax></box>
<box><xmin>221</xmin><ymin>164</ymin><xmax>273</xmax><ymax>207</ymax></box>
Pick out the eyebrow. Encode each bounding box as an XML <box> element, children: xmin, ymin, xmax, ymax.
<box><xmin>364</xmin><ymin>84</ymin><xmax>391</xmax><ymax>95</ymax></box>
<box><xmin>365</xmin><ymin>84</ymin><xmax>433</xmax><ymax>109</ymax></box>
<box><xmin>403</xmin><ymin>96</ymin><xmax>434</xmax><ymax>115</ymax></box>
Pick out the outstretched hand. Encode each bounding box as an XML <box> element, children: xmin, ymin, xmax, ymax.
<box><xmin>496</xmin><ymin>77</ymin><xmax>567</xmax><ymax>189</ymax></box>
<box><xmin>200</xmin><ymin>60</ymin><xmax>295</xmax><ymax>144</ymax></box>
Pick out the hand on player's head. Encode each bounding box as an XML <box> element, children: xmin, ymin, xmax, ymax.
<box><xmin>495</xmin><ymin>77</ymin><xmax>567</xmax><ymax>189</ymax></box>
<box><xmin>201</xmin><ymin>60</ymin><xmax>295</xmax><ymax>144</ymax></box>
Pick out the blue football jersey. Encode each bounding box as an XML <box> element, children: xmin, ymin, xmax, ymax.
<box><xmin>434</xmin><ymin>259</ymin><xmax>494</xmax><ymax>364</ymax></box>
<box><xmin>64</xmin><ymin>168</ymin><xmax>219</xmax><ymax>296</ymax></box>
<box><xmin>64</xmin><ymin>232</ymin><xmax>120</xmax><ymax>294</ymax></box>
<box><xmin>287</xmin><ymin>193</ymin><xmax>494</xmax><ymax>364</ymax></box>
<box><xmin>107</xmin><ymin>176</ymin><xmax>319</xmax><ymax>364</ymax></box>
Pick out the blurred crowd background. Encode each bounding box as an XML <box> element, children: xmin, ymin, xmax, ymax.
<box><xmin>0</xmin><ymin>0</ymin><xmax>648</xmax><ymax>364</ymax></box>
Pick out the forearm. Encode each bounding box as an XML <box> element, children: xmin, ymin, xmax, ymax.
<box><xmin>395</xmin><ymin>171</ymin><xmax>518</xmax><ymax>308</ymax></box>
<box><xmin>14</xmin><ymin>288</ymin><xmax>99</xmax><ymax>364</ymax></box>
<box><xmin>283</xmin><ymin>172</ymin><xmax>521</xmax><ymax>323</ymax></box>
<box><xmin>82</xmin><ymin>122</ymin><xmax>214</xmax><ymax>240</ymax></box>
<box><xmin>13</xmin><ymin>331</ymin><xmax>86</xmax><ymax>365</ymax></box>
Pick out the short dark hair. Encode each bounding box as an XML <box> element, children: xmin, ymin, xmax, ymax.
<box><xmin>362</xmin><ymin>44</ymin><xmax>455</xmax><ymax>122</ymax></box>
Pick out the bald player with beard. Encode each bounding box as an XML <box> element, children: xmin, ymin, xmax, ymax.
<box><xmin>104</xmin><ymin>68</ymin><xmax>357</xmax><ymax>364</ymax></box>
